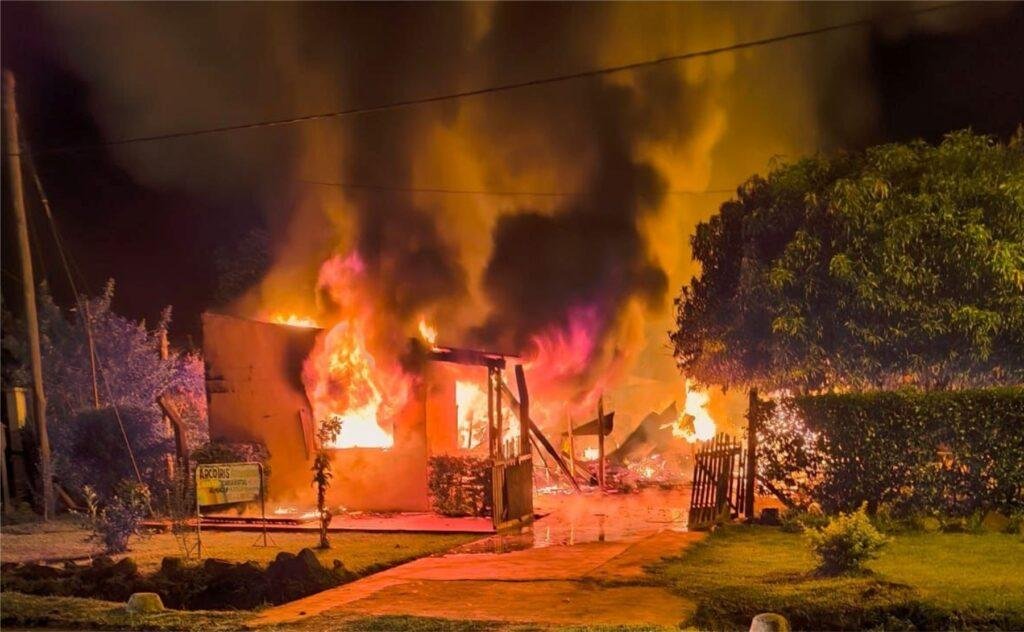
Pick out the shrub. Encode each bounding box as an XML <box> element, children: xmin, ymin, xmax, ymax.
<box><xmin>758</xmin><ymin>387</ymin><xmax>1024</xmax><ymax>516</ymax></box>
<box><xmin>93</xmin><ymin>480</ymin><xmax>151</xmax><ymax>553</ymax></box>
<box><xmin>192</xmin><ymin>440</ymin><xmax>269</xmax><ymax>469</ymax></box>
<box><xmin>427</xmin><ymin>455</ymin><xmax>492</xmax><ymax>517</ymax></box>
<box><xmin>806</xmin><ymin>504</ymin><xmax>888</xmax><ymax>575</ymax></box>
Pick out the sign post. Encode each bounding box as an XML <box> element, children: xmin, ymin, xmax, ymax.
<box><xmin>195</xmin><ymin>462</ymin><xmax>266</xmax><ymax>557</ymax></box>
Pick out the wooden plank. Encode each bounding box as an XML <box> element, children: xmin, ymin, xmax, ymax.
<box><xmin>156</xmin><ymin>395</ymin><xmax>192</xmax><ymax>474</ymax></box>
<box><xmin>429</xmin><ymin>346</ymin><xmax>512</xmax><ymax>369</ymax></box>
<box><xmin>568</xmin><ymin>412</ymin><xmax>615</xmax><ymax>437</ymax></box>
<box><xmin>514</xmin><ymin>365</ymin><xmax>531</xmax><ymax>457</ymax></box>
<box><xmin>500</xmin><ymin>382</ymin><xmax>580</xmax><ymax>491</ymax></box>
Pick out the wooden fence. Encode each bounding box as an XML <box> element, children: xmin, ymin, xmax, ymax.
<box><xmin>688</xmin><ymin>432</ymin><xmax>748</xmax><ymax>529</ymax></box>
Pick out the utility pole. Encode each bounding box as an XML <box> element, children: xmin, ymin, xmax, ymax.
<box><xmin>4</xmin><ymin>70</ymin><xmax>54</xmax><ymax>520</ymax></box>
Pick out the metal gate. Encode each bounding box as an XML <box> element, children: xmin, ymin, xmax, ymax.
<box><xmin>688</xmin><ymin>433</ymin><xmax>747</xmax><ymax>529</ymax></box>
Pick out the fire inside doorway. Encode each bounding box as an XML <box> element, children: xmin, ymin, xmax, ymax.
<box><xmin>202</xmin><ymin>312</ymin><xmax>533</xmax><ymax>531</ymax></box>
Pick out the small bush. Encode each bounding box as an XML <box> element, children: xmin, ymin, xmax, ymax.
<box><xmin>93</xmin><ymin>480</ymin><xmax>151</xmax><ymax>553</ymax></box>
<box><xmin>427</xmin><ymin>455</ymin><xmax>492</xmax><ymax>517</ymax></box>
<box><xmin>806</xmin><ymin>504</ymin><xmax>888</xmax><ymax>575</ymax></box>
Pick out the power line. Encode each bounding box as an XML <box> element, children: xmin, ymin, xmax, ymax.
<box><xmin>18</xmin><ymin>1</ymin><xmax>965</xmax><ymax>157</ymax></box>
<box><xmin>300</xmin><ymin>179</ymin><xmax>734</xmax><ymax>198</ymax></box>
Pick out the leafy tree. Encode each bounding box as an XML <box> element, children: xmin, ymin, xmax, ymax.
<box><xmin>312</xmin><ymin>416</ymin><xmax>342</xmax><ymax>549</ymax></box>
<box><xmin>2</xmin><ymin>281</ymin><xmax>207</xmax><ymax>499</ymax></box>
<box><xmin>672</xmin><ymin>130</ymin><xmax>1024</xmax><ymax>392</ymax></box>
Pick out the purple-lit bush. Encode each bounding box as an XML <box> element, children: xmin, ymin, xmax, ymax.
<box><xmin>93</xmin><ymin>480</ymin><xmax>151</xmax><ymax>553</ymax></box>
<box><xmin>53</xmin><ymin>406</ymin><xmax>173</xmax><ymax>499</ymax></box>
<box><xmin>2</xmin><ymin>281</ymin><xmax>207</xmax><ymax>503</ymax></box>
<box><xmin>757</xmin><ymin>388</ymin><xmax>1024</xmax><ymax>516</ymax></box>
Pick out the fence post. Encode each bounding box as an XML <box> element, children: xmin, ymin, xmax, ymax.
<box><xmin>744</xmin><ymin>388</ymin><xmax>759</xmax><ymax>519</ymax></box>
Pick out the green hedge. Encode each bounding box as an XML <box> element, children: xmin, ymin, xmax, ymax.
<box><xmin>427</xmin><ymin>456</ymin><xmax>492</xmax><ymax>517</ymax></box>
<box><xmin>757</xmin><ymin>388</ymin><xmax>1024</xmax><ymax>515</ymax></box>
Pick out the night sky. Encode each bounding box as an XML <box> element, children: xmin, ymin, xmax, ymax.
<box><xmin>2</xmin><ymin>2</ymin><xmax>1023</xmax><ymax>345</ymax></box>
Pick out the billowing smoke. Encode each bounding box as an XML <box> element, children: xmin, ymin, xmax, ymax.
<box><xmin>40</xmin><ymin>2</ymin><xmax>994</xmax><ymax>424</ymax></box>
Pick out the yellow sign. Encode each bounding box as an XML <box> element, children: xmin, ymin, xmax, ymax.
<box><xmin>195</xmin><ymin>462</ymin><xmax>262</xmax><ymax>506</ymax></box>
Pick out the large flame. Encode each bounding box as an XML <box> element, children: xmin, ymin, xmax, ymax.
<box><xmin>455</xmin><ymin>380</ymin><xmax>488</xmax><ymax>449</ymax></box>
<box><xmin>669</xmin><ymin>381</ymin><xmax>717</xmax><ymax>443</ymax></box>
<box><xmin>301</xmin><ymin>254</ymin><xmax>410</xmax><ymax>449</ymax></box>
<box><xmin>454</xmin><ymin>375</ymin><xmax>521</xmax><ymax>452</ymax></box>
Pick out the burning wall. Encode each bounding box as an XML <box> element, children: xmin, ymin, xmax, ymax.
<box><xmin>203</xmin><ymin>312</ymin><xmax>447</xmax><ymax>511</ymax></box>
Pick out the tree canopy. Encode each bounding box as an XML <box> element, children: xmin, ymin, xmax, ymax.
<box><xmin>672</xmin><ymin>130</ymin><xmax>1024</xmax><ymax>392</ymax></box>
<box><xmin>2</xmin><ymin>281</ymin><xmax>207</xmax><ymax>496</ymax></box>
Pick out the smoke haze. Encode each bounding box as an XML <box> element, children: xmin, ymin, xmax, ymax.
<box><xmin>40</xmin><ymin>1</ymin><xmax>997</xmax><ymax>426</ymax></box>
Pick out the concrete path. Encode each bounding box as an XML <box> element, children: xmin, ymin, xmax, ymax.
<box><xmin>252</xmin><ymin>529</ymin><xmax>704</xmax><ymax>629</ymax></box>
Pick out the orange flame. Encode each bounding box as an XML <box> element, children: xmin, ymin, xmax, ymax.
<box><xmin>272</xmin><ymin>313</ymin><xmax>320</xmax><ymax>328</ymax></box>
<box><xmin>301</xmin><ymin>254</ymin><xmax>409</xmax><ymax>449</ymax></box>
<box><xmin>455</xmin><ymin>380</ymin><xmax>487</xmax><ymax>449</ymax></box>
<box><xmin>418</xmin><ymin>317</ymin><xmax>438</xmax><ymax>348</ymax></box>
<box><xmin>668</xmin><ymin>381</ymin><xmax>717</xmax><ymax>443</ymax></box>
<box><xmin>454</xmin><ymin>374</ymin><xmax>521</xmax><ymax>451</ymax></box>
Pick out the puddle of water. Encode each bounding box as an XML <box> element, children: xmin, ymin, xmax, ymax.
<box><xmin>454</xmin><ymin>486</ymin><xmax>691</xmax><ymax>554</ymax></box>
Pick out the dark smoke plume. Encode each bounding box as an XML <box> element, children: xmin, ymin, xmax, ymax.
<box><xmin>37</xmin><ymin>2</ymin><xmax>1002</xmax><ymax>409</ymax></box>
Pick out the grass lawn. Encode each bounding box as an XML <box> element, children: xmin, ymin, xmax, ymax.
<box><xmin>0</xmin><ymin>592</ymin><xmax>249</xmax><ymax>631</ymax></box>
<box><xmin>1</xmin><ymin>592</ymin><xmax>660</xmax><ymax>631</ymax></box>
<box><xmin>652</xmin><ymin>524</ymin><xmax>1024</xmax><ymax>630</ymax></box>
<box><xmin>1</xmin><ymin>517</ymin><xmax>477</xmax><ymax>574</ymax></box>
<box><xmin>2</xmin><ymin>520</ymin><xmax>483</xmax><ymax>630</ymax></box>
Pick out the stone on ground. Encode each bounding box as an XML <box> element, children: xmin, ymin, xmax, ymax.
<box><xmin>126</xmin><ymin>592</ymin><xmax>165</xmax><ymax>614</ymax></box>
<box><xmin>750</xmin><ymin>612</ymin><xmax>790</xmax><ymax>632</ymax></box>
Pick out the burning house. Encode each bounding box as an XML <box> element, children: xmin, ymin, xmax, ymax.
<box><xmin>202</xmin><ymin>311</ymin><xmax>534</xmax><ymax>529</ymax></box>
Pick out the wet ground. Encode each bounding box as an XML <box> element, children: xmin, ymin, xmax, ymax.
<box><xmin>254</xmin><ymin>488</ymin><xmax>703</xmax><ymax>630</ymax></box>
<box><xmin>454</xmin><ymin>485</ymin><xmax>692</xmax><ymax>553</ymax></box>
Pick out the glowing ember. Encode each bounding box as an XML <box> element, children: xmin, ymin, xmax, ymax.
<box><xmin>418</xmin><ymin>317</ymin><xmax>438</xmax><ymax>348</ymax></box>
<box><xmin>272</xmin><ymin>313</ymin><xmax>319</xmax><ymax>328</ymax></box>
<box><xmin>301</xmin><ymin>254</ymin><xmax>409</xmax><ymax>449</ymax></box>
<box><xmin>668</xmin><ymin>381</ymin><xmax>717</xmax><ymax>443</ymax></box>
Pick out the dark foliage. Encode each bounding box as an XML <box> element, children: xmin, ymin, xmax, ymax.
<box><xmin>427</xmin><ymin>455</ymin><xmax>492</xmax><ymax>517</ymax></box>
<box><xmin>757</xmin><ymin>387</ymin><xmax>1024</xmax><ymax>516</ymax></box>
<box><xmin>52</xmin><ymin>406</ymin><xmax>172</xmax><ymax>500</ymax></box>
<box><xmin>191</xmin><ymin>440</ymin><xmax>270</xmax><ymax>468</ymax></box>
<box><xmin>0</xmin><ymin>548</ymin><xmax>352</xmax><ymax>611</ymax></box>
<box><xmin>91</xmin><ymin>480</ymin><xmax>151</xmax><ymax>553</ymax></box>
<box><xmin>2</xmin><ymin>283</ymin><xmax>208</xmax><ymax>504</ymax></box>
<box><xmin>673</xmin><ymin>130</ymin><xmax>1024</xmax><ymax>392</ymax></box>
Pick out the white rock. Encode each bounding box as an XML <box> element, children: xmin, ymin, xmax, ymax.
<box><xmin>750</xmin><ymin>612</ymin><xmax>790</xmax><ymax>632</ymax></box>
<box><xmin>126</xmin><ymin>592</ymin><xmax>165</xmax><ymax>614</ymax></box>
